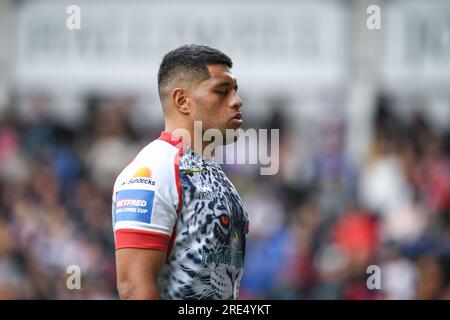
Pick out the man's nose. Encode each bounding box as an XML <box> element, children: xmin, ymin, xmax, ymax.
<box><xmin>231</xmin><ymin>92</ymin><xmax>243</xmax><ymax>109</ymax></box>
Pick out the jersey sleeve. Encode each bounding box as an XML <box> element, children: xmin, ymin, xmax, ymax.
<box><xmin>112</xmin><ymin>140</ymin><xmax>182</xmax><ymax>252</ymax></box>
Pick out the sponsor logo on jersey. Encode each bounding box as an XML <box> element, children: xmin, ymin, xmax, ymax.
<box><xmin>182</xmin><ymin>169</ymin><xmax>208</xmax><ymax>174</ymax></box>
<box><xmin>116</xmin><ymin>199</ymin><xmax>148</xmax><ymax>207</ymax></box>
<box><xmin>200</xmin><ymin>215</ymin><xmax>246</xmax><ymax>269</ymax></box>
<box><xmin>180</xmin><ymin>165</ymin><xmax>208</xmax><ymax>174</ymax></box>
<box><xmin>198</xmin><ymin>192</ymin><xmax>219</xmax><ymax>200</ymax></box>
<box><xmin>125</xmin><ymin>177</ymin><xmax>155</xmax><ymax>185</ymax></box>
<box><xmin>201</xmin><ymin>251</ymin><xmax>244</xmax><ymax>269</ymax></box>
<box><xmin>114</xmin><ymin>189</ymin><xmax>155</xmax><ymax>223</ymax></box>
<box><xmin>134</xmin><ymin>167</ymin><xmax>152</xmax><ymax>178</ymax></box>
<box><xmin>196</xmin><ymin>184</ymin><xmax>219</xmax><ymax>200</ymax></box>
<box><xmin>121</xmin><ymin>167</ymin><xmax>155</xmax><ymax>186</ymax></box>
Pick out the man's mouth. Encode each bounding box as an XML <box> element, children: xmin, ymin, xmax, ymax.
<box><xmin>232</xmin><ymin>113</ymin><xmax>242</xmax><ymax>120</ymax></box>
<box><xmin>230</xmin><ymin>113</ymin><xmax>243</xmax><ymax>126</ymax></box>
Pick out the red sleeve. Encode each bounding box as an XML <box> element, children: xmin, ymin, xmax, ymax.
<box><xmin>115</xmin><ymin>228</ymin><xmax>171</xmax><ymax>251</ymax></box>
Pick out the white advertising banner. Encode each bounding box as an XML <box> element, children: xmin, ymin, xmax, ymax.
<box><xmin>381</xmin><ymin>0</ymin><xmax>450</xmax><ymax>89</ymax></box>
<box><xmin>13</xmin><ymin>0</ymin><xmax>349</xmax><ymax>90</ymax></box>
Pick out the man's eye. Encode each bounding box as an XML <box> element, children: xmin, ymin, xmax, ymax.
<box><xmin>216</xmin><ymin>89</ymin><xmax>228</xmax><ymax>94</ymax></box>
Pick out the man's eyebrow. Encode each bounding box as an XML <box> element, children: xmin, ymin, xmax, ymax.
<box><xmin>214</xmin><ymin>80</ymin><xmax>238</xmax><ymax>91</ymax></box>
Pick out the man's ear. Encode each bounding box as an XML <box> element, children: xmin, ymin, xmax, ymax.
<box><xmin>171</xmin><ymin>88</ymin><xmax>190</xmax><ymax>115</ymax></box>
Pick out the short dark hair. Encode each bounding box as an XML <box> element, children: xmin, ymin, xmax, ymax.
<box><xmin>157</xmin><ymin>44</ymin><xmax>233</xmax><ymax>101</ymax></box>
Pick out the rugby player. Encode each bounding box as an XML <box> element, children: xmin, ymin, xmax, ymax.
<box><xmin>112</xmin><ymin>44</ymin><xmax>249</xmax><ymax>299</ymax></box>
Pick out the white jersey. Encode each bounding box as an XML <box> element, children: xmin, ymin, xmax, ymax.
<box><xmin>112</xmin><ymin>131</ymin><xmax>249</xmax><ymax>299</ymax></box>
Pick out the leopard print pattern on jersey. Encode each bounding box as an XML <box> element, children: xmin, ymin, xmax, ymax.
<box><xmin>157</xmin><ymin>147</ymin><xmax>249</xmax><ymax>300</ymax></box>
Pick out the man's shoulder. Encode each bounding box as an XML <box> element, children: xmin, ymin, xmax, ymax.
<box><xmin>139</xmin><ymin>137</ymin><xmax>181</xmax><ymax>159</ymax></box>
<box><xmin>113</xmin><ymin>136</ymin><xmax>181</xmax><ymax>189</ymax></box>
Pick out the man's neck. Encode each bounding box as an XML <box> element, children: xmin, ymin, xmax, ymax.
<box><xmin>164</xmin><ymin>124</ymin><xmax>214</xmax><ymax>158</ymax></box>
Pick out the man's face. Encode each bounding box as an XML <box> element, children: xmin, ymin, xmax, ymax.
<box><xmin>188</xmin><ymin>64</ymin><xmax>244</xmax><ymax>140</ymax></box>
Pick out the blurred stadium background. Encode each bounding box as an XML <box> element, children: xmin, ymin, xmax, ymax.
<box><xmin>0</xmin><ymin>0</ymin><xmax>450</xmax><ymax>299</ymax></box>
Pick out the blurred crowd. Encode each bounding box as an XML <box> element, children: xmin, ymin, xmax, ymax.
<box><xmin>0</xmin><ymin>93</ymin><xmax>449</xmax><ymax>299</ymax></box>
<box><xmin>239</xmin><ymin>95</ymin><xmax>450</xmax><ymax>300</ymax></box>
